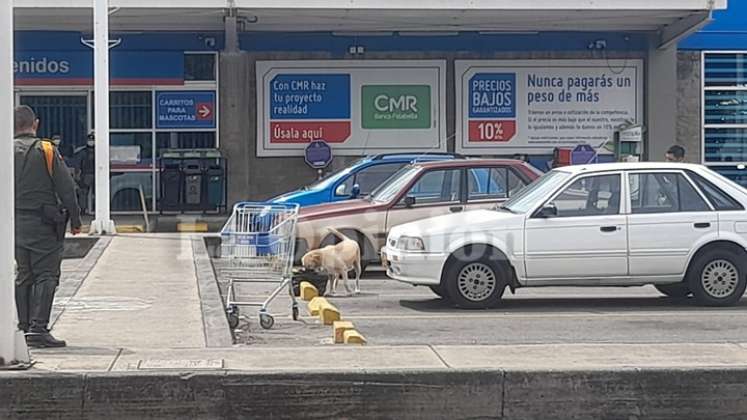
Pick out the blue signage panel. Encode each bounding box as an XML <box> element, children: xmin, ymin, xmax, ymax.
<box><xmin>304</xmin><ymin>140</ymin><xmax>333</xmax><ymax>169</ymax></box>
<box><xmin>14</xmin><ymin>51</ymin><xmax>184</xmax><ymax>85</ymax></box>
<box><xmin>156</xmin><ymin>91</ymin><xmax>216</xmax><ymax>129</ymax></box>
<box><xmin>14</xmin><ymin>51</ymin><xmax>91</xmax><ymax>84</ymax></box>
<box><xmin>468</xmin><ymin>73</ymin><xmax>516</xmax><ymax>119</ymax></box>
<box><xmin>110</xmin><ymin>52</ymin><xmax>185</xmax><ymax>84</ymax></box>
<box><xmin>270</xmin><ymin>74</ymin><xmax>350</xmax><ymax>120</ymax></box>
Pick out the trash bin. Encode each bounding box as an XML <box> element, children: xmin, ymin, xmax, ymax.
<box><xmin>183</xmin><ymin>159</ymin><xmax>203</xmax><ymax>207</ymax></box>
<box><xmin>158</xmin><ymin>149</ymin><xmax>226</xmax><ymax>213</ymax></box>
<box><xmin>160</xmin><ymin>159</ymin><xmax>182</xmax><ymax>211</ymax></box>
<box><xmin>206</xmin><ymin>160</ymin><xmax>225</xmax><ymax>209</ymax></box>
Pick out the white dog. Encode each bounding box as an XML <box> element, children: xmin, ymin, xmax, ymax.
<box><xmin>301</xmin><ymin>228</ymin><xmax>362</xmax><ymax>296</ymax></box>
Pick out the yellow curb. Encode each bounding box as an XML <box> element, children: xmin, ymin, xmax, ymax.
<box><xmin>117</xmin><ymin>224</ymin><xmax>145</xmax><ymax>233</ymax></box>
<box><xmin>333</xmin><ymin>321</ymin><xmax>355</xmax><ymax>344</ymax></box>
<box><xmin>300</xmin><ymin>281</ymin><xmax>319</xmax><ymax>301</ymax></box>
<box><xmin>307</xmin><ymin>297</ymin><xmax>328</xmax><ymax>316</ymax></box>
<box><xmin>177</xmin><ymin>222</ymin><xmax>208</xmax><ymax>232</ymax></box>
<box><xmin>343</xmin><ymin>329</ymin><xmax>367</xmax><ymax>345</ymax></box>
<box><xmin>319</xmin><ymin>301</ymin><xmax>341</xmax><ymax>325</ymax></box>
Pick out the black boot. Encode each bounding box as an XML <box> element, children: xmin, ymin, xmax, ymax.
<box><xmin>26</xmin><ymin>329</ymin><xmax>66</xmax><ymax>348</ymax></box>
<box><xmin>15</xmin><ymin>283</ymin><xmax>31</xmax><ymax>333</ymax></box>
<box><xmin>27</xmin><ymin>280</ymin><xmax>66</xmax><ymax>348</ymax></box>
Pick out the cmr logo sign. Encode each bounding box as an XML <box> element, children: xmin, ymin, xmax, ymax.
<box><xmin>362</xmin><ymin>85</ymin><xmax>431</xmax><ymax>129</ymax></box>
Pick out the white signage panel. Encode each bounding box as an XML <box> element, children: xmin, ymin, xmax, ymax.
<box><xmin>257</xmin><ymin>60</ymin><xmax>447</xmax><ymax>157</ymax></box>
<box><xmin>456</xmin><ymin>59</ymin><xmax>644</xmax><ymax>155</ymax></box>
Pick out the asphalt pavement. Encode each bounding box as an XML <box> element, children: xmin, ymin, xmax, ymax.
<box><xmin>327</xmin><ymin>272</ymin><xmax>747</xmax><ymax>346</ymax></box>
<box><xmin>209</xmin><ymin>263</ymin><xmax>747</xmax><ymax>347</ymax></box>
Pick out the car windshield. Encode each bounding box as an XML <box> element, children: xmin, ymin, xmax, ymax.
<box><xmin>305</xmin><ymin>158</ymin><xmax>366</xmax><ymax>190</ymax></box>
<box><xmin>500</xmin><ymin>170</ymin><xmax>572</xmax><ymax>214</ymax></box>
<box><xmin>370</xmin><ymin>165</ymin><xmax>421</xmax><ymax>203</ymax></box>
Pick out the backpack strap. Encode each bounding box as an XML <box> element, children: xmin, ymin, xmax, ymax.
<box><xmin>40</xmin><ymin>140</ymin><xmax>54</xmax><ymax>176</ymax></box>
<box><xmin>20</xmin><ymin>139</ymin><xmax>54</xmax><ymax>179</ymax></box>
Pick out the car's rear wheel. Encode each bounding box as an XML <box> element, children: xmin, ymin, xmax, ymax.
<box><xmin>444</xmin><ymin>250</ymin><xmax>507</xmax><ymax>309</ymax></box>
<box><xmin>688</xmin><ymin>248</ymin><xmax>747</xmax><ymax>306</ymax></box>
<box><xmin>654</xmin><ymin>283</ymin><xmax>691</xmax><ymax>298</ymax></box>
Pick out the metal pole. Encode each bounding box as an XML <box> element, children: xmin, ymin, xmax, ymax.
<box><xmin>0</xmin><ymin>0</ymin><xmax>29</xmax><ymax>365</ymax></box>
<box><xmin>91</xmin><ymin>0</ymin><xmax>116</xmax><ymax>235</ymax></box>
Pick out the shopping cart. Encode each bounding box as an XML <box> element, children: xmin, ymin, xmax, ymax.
<box><xmin>220</xmin><ymin>202</ymin><xmax>300</xmax><ymax>330</ymax></box>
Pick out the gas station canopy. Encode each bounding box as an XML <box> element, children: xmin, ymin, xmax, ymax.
<box><xmin>15</xmin><ymin>0</ymin><xmax>726</xmax><ymax>40</ymax></box>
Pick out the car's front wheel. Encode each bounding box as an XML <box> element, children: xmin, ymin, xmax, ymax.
<box><xmin>428</xmin><ymin>285</ymin><xmax>449</xmax><ymax>299</ymax></box>
<box><xmin>654</xmin><ymin>283</ymin><xmax>691</xmax><ymax>298</ymax></box>
<box><xmin>444</xmin><ymin>251</ymin><xmax>507</xmax><ymax>309</ymax></box>
<box><xmin>688</xmin><ymin>248</ymin><xmax>747</xmax><ymax>306</ymax></box>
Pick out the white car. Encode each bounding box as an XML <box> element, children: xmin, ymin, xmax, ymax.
<box><xmin>384</xmin><ymin>162</ymin><xmax>747</xmax><ymax>308</ymax></box>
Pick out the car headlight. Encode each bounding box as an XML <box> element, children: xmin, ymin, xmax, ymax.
<box><xmin>398</xmin><ymin>236</ymin><xmax>425</xmax><ymax>251</ymax></box>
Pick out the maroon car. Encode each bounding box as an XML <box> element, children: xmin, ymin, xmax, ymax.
<box><xmin>294</xmin><ymin>159</ymin><xmax>542</xmax><ymax>265</ymax></box>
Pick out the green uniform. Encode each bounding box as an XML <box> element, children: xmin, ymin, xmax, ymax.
<box><xmin>14</xmin><ymin>134</ymin><xmax>81</xmax><ymax>333</ymax></box>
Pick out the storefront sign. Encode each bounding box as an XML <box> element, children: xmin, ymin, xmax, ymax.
<box><xmin>156</xmin><ymin>91</ymin><xmax>216</xmax><ymax>129</ymax></box>
<box><xmin>456</xmin><ymin>60</ymin><xmax>643</xmax><ymax>155</ymax></box>
<box><xmin>256</xmin><ymin>60</ymin><xmax>446</xmax><ymax>157</ymax></box>
<box><xmin>14</xmin><ymin>51</ymin><xmax>185</xmax><ymax>86</ymax></box>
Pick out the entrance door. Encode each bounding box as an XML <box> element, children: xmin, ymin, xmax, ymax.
<box><xmin>18</xmin><ymin>94</ymin><xmax>88</xmax><ymax>159</ymax></box>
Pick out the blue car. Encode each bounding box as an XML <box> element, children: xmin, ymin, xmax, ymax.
<box><xmin>270</xmin><ymin>153</ymin><xmax>463</xmax><ymax>207</ymax></box>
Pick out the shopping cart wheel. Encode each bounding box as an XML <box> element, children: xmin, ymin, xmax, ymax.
<box><xmin>292</xmin><ymin>305</ymin><xmax>299</xmax><ymax>321</ymax></box>
<box><xmin>226</xmin><ymin>305</ymin><xmax>240</xmax><ymax>330</ymax></box>
<box><xmin>259</xmin><ymin>312</ymin><xmax>275</xmax><ymax>330</ymax></box>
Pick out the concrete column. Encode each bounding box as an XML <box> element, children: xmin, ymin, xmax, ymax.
<box><xmin>91</xmin><ymin>0</ymin><xmax>116</xmax><ymax>235</ymax></box>
<box><xmin>646</xmin><ymin>39</ymin><xmax>679</xmax><ymax>162</ymax></box>
<box><xmin>219</xmin><ymin>52</ymin><xmax>252</xmax><ymax>205</ymax></box>
<box><xmin>0</xmin><ymin>0</ymin><xmax>29</xmax><ymax>365</ymax></box>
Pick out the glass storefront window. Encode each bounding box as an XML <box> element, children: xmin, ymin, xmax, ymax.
<box><xmin>110</xmin><ymin>172</ymin><xmax>154</xmax><ymax>212</ymax></box>
<box><xmin>704</xmin><ymin>128</ymin><xmax>747</xmax><ymax>163</ymax></box>
<box><xmin>185</xmin><ymin>53</ymin><xmax>216</xmax><ymax>82</ymax></box>
<box><xmin>111</xmin><ymin>132</ymin><xmax>153</xmax><ymax>165</ymax></box>
<box><xmin>705</xmin><ymin>53</ymin><xmax>747</xmax><ymax>88</ymax></box>
<box><xmin>703</xmin><ymin>53</ymin><xmax>747</xmax><ymax>185</ymax></box>
<box><xmin>156</xmin><ymin>131</ymin><xmax>216</xmax><ymax>155</ymax></box>
<box><xmin>704</xmin><ymin>90</ymin><xmax>747</xmax><ymax>125</ymax></box>
<box><xmin>110</xmin><ymin>91</ymin><xmax>153</xmax><ymax>129</ymax></box>
<box><xmin>110</xmin><ymin>132</ymin><xmax>154</xmax><ymax>212</ymax></box>
<box><xmin>709</xmin><ymin>166</ymin><xmax>747</xmax><ymax>188</ymax></box>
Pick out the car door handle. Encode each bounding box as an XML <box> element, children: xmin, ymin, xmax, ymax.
<box><xmin>450</xmin><ymin>206</ymin><xmax>464</xmax><ymax>213</ymax></box>
<box><xmin>600</xmin><ymin>226</ymin><xmax>618</xmax><ymax>232</ymax></box>
<box><xmin>694</xmin><ymin>222</ymin><xmax>711</xmax><ymax>229</ymax></box>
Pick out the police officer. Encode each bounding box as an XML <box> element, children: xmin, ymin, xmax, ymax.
<box><xmin>14</xmin><ymin>105</ymin><xmax>81</xmax><ymax>348</ymax></box>
<box><xmin>74</xmin><ymin>131</ymin><xmax>95</xmax><ymax>214</ymax></box>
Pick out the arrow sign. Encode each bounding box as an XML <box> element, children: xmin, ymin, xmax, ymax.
<box><xmin>197</xmin><ymin>103</ymin><xmax>212</xmax><ymax>120</ymax></box>
<box><xmin>304</xmin><ymin>140</ymin><xmax>332</xmax><ymax>169</ymax></box>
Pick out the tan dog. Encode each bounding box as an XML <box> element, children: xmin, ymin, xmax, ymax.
<box><xmin>301</xmin><ymin>228</ymin><xmax>362</xmax><ymax>296</ymax></box>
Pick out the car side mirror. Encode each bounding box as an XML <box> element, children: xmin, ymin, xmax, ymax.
<box><xmin>537</xmin><ymin>203</ymin><xmax>558</xmax><ymax>218</ymax></box>
<box><xmin>404</xmin><ymin>195</ymin><xmax>416</xmax><ymax>208</ymax></box>
<box><xmin>350</xmin><ymin>184</ymin><xmax>361</xmax><ymax>198</ymax></box>
<box><xmin>335</xmin><ymin>184</ymin><xmax>347</xmax><ymax>197</ymax></box>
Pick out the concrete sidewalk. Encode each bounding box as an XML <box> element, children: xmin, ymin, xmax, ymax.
<box><xmin>28</xmin><ymin>342</ymin><xmax>747</xmax><ymax>373</ymax></box>
<box><xmin>51</xmin><ymin>234</ymin><xmax>217</xmax><ymax>349</ymax></box>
